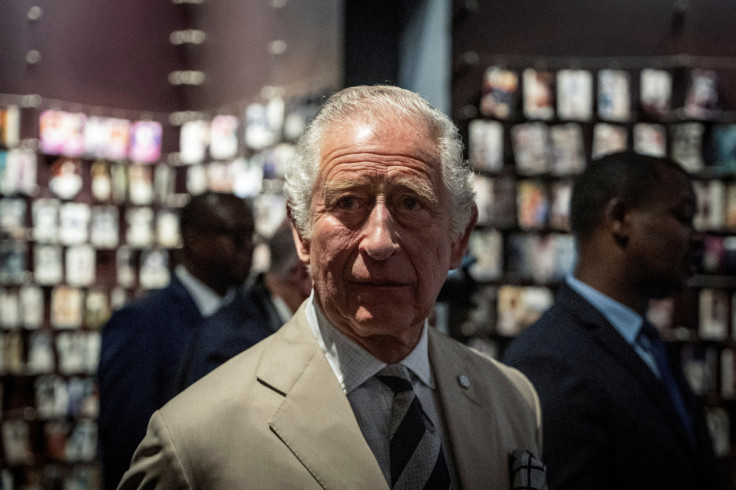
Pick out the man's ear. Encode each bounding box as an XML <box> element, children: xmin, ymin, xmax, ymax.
<box><xmin>449</xmin><ymin>203</ymin><xmax>478</xmax><ymax>270</ymax></box>
<box><xmin>287</xmin><ymin>206</ymin><xmax>311</xmax><ymax>264</ymax></box>
<box><xmin>605</xmin><ymin>197</ymin><xmax>630</xmax><ymax>246</ymax></box>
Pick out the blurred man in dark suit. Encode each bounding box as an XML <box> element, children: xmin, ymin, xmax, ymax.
<box><xmin>176</xmin><ymin>220</ymin><xmax>312</xmax><ymax>389</ymax></box>
<box><xmin>503</xmin><ymin>151</ymin><xmax>727</xmax><ymax>490</ymax></box>
<box><xmin>97</xmin><ymin>191</ymin><xmax>254</xmax><ymax>490</ymax></box>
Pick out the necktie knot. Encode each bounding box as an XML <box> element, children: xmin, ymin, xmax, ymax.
<box><xmin>377</xmin><ymin>364</ymin><xmax>413</xmax><ymax>394</ymax></box>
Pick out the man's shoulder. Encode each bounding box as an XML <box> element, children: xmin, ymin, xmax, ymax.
<box><xmin>429</xmin><ymin>328</ymin><xmax>537</xmax><ymax>398</ymax></box>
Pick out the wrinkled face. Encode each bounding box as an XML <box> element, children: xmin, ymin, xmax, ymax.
<box><xmin>626</xmin><ymin>166</ymin><xmax>702</xmax><ymax>299</ymax></box>
<box><xmin>293</xmin><ymin>118</ymin><xmax>471</xmax><ymax>356</ymax></box>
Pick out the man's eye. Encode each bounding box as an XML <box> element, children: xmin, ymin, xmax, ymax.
<box><xmin>399</xmin><ymin>196</ymin><xmax>420</xmax><ymax>210</ymax></box>
<box><xmin>336</xmin><ymin>196</ymin><xmax>356</xmax><ymax>210</ymax></box>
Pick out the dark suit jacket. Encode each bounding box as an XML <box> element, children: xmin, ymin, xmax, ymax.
<box><xmin>175</xmin><ymin>275</ymin><xmax>280</xmax><ymax>391</ymax></box>
<box><xmin>97</xmin><ymin>276</ymin><xmax>205</xmax><ymax>490</ymax></box>
<box><xmin>502</xmin><ymin>283</ymin><xmax>727</xmax><ymax>490</ymax></box>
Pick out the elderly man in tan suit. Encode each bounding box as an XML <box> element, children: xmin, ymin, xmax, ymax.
<box><xmin>118</xmin><ymin>85</ymin><xmax>546</xmax><ymax>490</ymax></box>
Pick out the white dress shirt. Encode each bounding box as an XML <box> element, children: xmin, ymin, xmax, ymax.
<box><xmin>175</xmin><ymin>265</ymin><xmax>236</xmax><ymax>318</ymax></box>
<box><xmin>304</xmin><ymin>293</ymin><xmax>457</xmax><ymax>487</ymax></box>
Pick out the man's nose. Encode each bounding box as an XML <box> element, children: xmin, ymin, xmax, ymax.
<box><xmin>360</xmin><ymin>202</ymin><xmax>399</xmax><ymax>261</ymax></box>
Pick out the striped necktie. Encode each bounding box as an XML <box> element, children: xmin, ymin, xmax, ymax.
<box><xmin>376</xmin><ymin>364</ymin><xmax>450</xmax><ymax>490</ymax></box>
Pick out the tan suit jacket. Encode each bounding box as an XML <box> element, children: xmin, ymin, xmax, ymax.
<box><xmin>118</xmin><ymin>304</ymin><xmax>543</xmax><ymax>490</ymax></box>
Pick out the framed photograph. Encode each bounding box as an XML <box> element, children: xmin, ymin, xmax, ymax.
<box><xmin>511</xmin><ymin>122</ymin><xmax>550</xmax><ymax>175</ymax></box>
<box><xmin>156</xmin><ymin>209</ymin><xmax>180</xmax><ymax>248</ymax></box>
<box><xmin>139</xmin><ymin>248</ymin><xmax>170</xmax><ymax>290</ymax></box>
<box><xmin>186</xmin><ymin>164</ymin><xmax>208</xmax><ymax>195</ymax></box>
<box><xmin>633</xmin><ymin>123</ymin><xmax>666</xmax><ymax>157</ymax></box>
<box><xmin>670</xmin><ymin>123</ymin><xmax>704</xmax><ymax>172</ymax></box>
<box><xmin>154</xmin><ymin>163</ymin><xmax>175</xmax><ymax>204</ymax></box>
<box><xmin>523</xmin><ymin>68</ymin><xmax>555</xmax><ymax>120</ymax></box>
<box><xmin>480</xmin><ymin>66</ymin><xmax>519</xmax><ymax>119</ymax></box>
<box><xmin>467</xmin><ymin>229</ymin><xmax>503</xmax><ymax>282</ymax></box>
<box><xmin>699</xmin><ymin>289</ymin><xmax>730</xmax><ymax>341</ymax></box>
<box><xmin>0</xmin><ymin>288</ymin><xmax>19</xmax><ymax>328</ymax></box>
<box><xmin>91</xmin><ymin>160</ymin><xmax>115</xmax><ymax>203</ymax></box>
<box><xmin>597</xmin><ymin>69</ymin><xmax>631</xmax><ymax>122</ymax></box>
<box><xmin>1</xmin><ymin>149</ymin><xmax>37</xmax><ymax>195</ymax></box>
<box><xmin>129</xmin><ymin>164</ymin><xmax>154</xmax><ymax>205</ymax></box>
<box><xmin>3</xmin><ymin>330</ymin><xmax>24</xmax><ymax>374</ymax></box>
<box><xmin>90</xmin><ymin>205</ymin><xmax>119</xmax><ymax>249</ymax></box>
<box><xmin>469</xmin><ymin>119</ymin><xmax>504</xmax><ymax>173</ymax></box>
<box><xmin>0</xmin><ymin>105</ymin><xmax>21</xmax><ymax>147</ymax></box>
<box><xmin>549</xmin><ymin>180</ymin><xmax>573</xmax><ymax>231</ymax></box>
<box><xmin>685</xmin><ymin>69</ymin><xmax>720</xmax><ymax>119</ymax></box>
<box><xmin>116</xmin><ymin>246</ymin><xmax>136</xmax><ymax>288</ymax></box>
<box><xmin>209</xmin><ymin>114</ymin><xmax>240</xmax><ymax>160</ymax></box>
<box><xmin>516</xmin><ymin>180</ymin><xmax>549</xmax><ymax>229</ymax></box>
<box><xmin>557</xmin><ymin>69</ymin><xmax>593</xmax><ymax>121</ymax></box>
<box><xmin>125</xmin><ymin>206</ymin><xmax>154</xmax><ymax>248</ymax></box>
<box><xmin>27</xmin><ymin>331</ymin><xmax>55</xmax><ymax>374</ymax></box>
<box><xmin>640</xmin><ymin>68</ymin><xmax>672</xmax><ymax>118</ymax></box>
<box><xmin>66</xmin><ymin>245</ymin><xmax>96</xmax><ymax>287</ymax></box>
<box><xmin>33</xmin><ymin>198</ymin><xmax>60</xmax><ymax>243</ymax></box>
<box><xmin>592</xmin><ymin>123</ymin><xmax>627</xmax><ymax>159</ymax></box>
<box><xmin>39</xmin><ymin>110</ymin><xmax>86</xmax><ymax>157</ymax></box>
<box><xmin>549</xmin><ymin>123</ymin><xmax>585</xmax><ymax>175</ymax></box>
<box><xmin>497</xmin><ymin>285</ymin><xmax>553</xmax><ymax>336</ymax></box>
<box><xmin>58</xmin><ymin>202</ymin><xmax>91</xmax><ymax>246</ymax></box>
<box><xmin>0</xmin><ymin>240</ymin><xmax>27</xmax><ymax>284</ymax></box>
<box><xmin>263</xmin><ymin>143</ymin><xmax>296</xmax><ymax>181</ymax></box>
<box><xmin>232</xmin><ymin>157</ymin><xmax>264</xmax><ymax>198</ymax></box>
<box><xmin>0</xmin><ymin>197</ymin><xmax>27</xmax><ymax>239</ymax></box>
<box><xmin>111</xmin><ymin>162</ymin><xmax>128</xmax><ymax>204</ymax></box>
<box><xmin>129</xmin><ymin>120</ymin><xmax>162</xmax><ymax>164</ymax></box>
<box><xmin>2</xmin><ymin>419</ymin><xmax>33</xmax><ymax>465</ymax></box>
<box><xmin>179</xmin><ymin>120</ymin><xmax>210</xmax><ymax>164</ymax></box>
<box><xmin>245</xmin><ymin>103</ymin><xmax>278</xmax><ymax>150</ymax></box>
<box><xmin>20</xmin><ymin>285</ymin><xmax>44</xmax><ymax>329</ymax></box>
<box><xmin>56</xmin><ymin>332</ymin><xmax>86</xmax><ymax>374</ymax></box>
<box><xmin>34</xmin><ymin>244</ymin><xmax>63</xmax><ymax>285</ymax></box>
<box><xmin>50</xmin><ymin>285</ymin><xmax>83</xmax><ymax>329</ymax></box>
<box><xmin>85</xmin><ymin>288</ymin><xmax>111</xmax><ymax>330</ymax></box>
<box><xmin>681</xmin><ymin>344</ymin><xmax>718</xmax><ymax>395</ymax></box>
<box><xmin>49</xmin><ymin>157</ymin><xmax>83</xmax><ymax>200</ymax></box>
<box><xmin>85</xmin><ymin>117</ymin><xmax>130</xmax><ymax>161</ymax></box>
<box><xmin>710</xmin><ymin>125</ymin><xmax>736</xmax><ymax>172</ymax></box>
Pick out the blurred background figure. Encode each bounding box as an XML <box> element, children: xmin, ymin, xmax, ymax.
<box><xmin>503</xmin><ymin>152</ymin><xmax>726</xmax><ymax>490</ymax></box>
<box><xmin>97</xmin><ymin>191</ymin><xmax>254</xmax><ymax>490</ymax></box>
<box><xmin>176</xmin><ymin>219</ymin><xmax>312</xmax><ymax>389</ymax></box>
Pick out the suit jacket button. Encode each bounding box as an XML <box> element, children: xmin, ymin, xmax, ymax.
<box><xmin>458</xmin><ymin>375</ymin><xmax>470</xmax><ymax>388</ymax></box>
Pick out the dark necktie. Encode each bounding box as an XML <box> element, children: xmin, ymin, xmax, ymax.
<box><xmin>376</xmin><ymin>364</ymin><xmax>451</xmax><ymax>490</ymax></box>
<box><xmin>638</xmin><ymin>321</ymin><xmax>694</xmax><ymax>441</ymax></box>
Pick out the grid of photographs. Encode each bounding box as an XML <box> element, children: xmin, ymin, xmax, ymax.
<box><xmin>0</xmin><ymin>93</ymin><xmax>323</xmax><ymax>480</ymax></box>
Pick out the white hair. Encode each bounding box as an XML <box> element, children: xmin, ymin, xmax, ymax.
<box><xmin>283</xmin><ymin>85</ymin><xmax>475</xmax><ymax>239</ymax></box>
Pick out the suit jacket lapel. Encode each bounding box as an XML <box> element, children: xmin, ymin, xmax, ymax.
<box><xmin>429</xmin><ymin>330</ymin><xmax>509</xmax><ymax>489</ymax></box>
<box><xmin>258</xmin><ymin>308</ymin><xmax>387</xmax><ymax>490</ymax></box>
<box><xmin>559</xmin><ymin>285</ymin><xmax>697</xmax><ymax>451</ymax></box>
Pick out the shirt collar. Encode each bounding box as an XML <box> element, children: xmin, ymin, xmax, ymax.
<box><xmin>566</xmin><ymin>274</ymin><xmax>644</xmax><ymax>343</ymax></box>
<box><xmin>175</xmin><ymin>264</ymin><xmax>236</xmax><ymax>318</ymax></box>
<box><xmin>304</xmin><ymin>292</ymin><xmax>434</xmax><ymax>394</ymax></box>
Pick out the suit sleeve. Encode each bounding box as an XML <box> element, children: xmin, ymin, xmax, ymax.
<box><xmin>510</xmin><ymin>354</ymin><xmax>616</xmax><ymax>490</ymax></box>
<box><xmin>118</xmin><ymin>411</ymin><xmax>192</xmax><ymax>490</ymax></box>
<box><xmin>98</xmin><ymin>306</ymin><xmax>161</xmax><ymax>490</ymax></box>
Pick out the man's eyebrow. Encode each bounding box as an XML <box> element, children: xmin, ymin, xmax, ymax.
<box><xmin>390</xmin><ymin>176</ymin><xmax>438</xmax><ymax>205</ymax></box>
<box><xmin>323</xmin><ymin>179</ymin><xmax>371</xmax><ymax>203</ymax></box>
